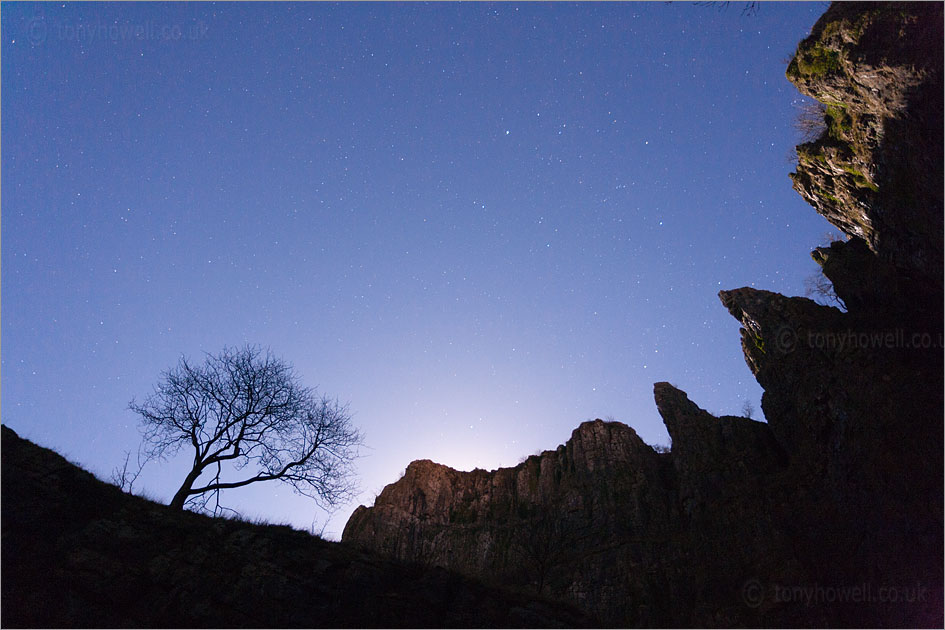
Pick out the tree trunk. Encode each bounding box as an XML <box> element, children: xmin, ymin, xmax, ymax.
<box><xmin>169</xmin><ymin>466</ymin><xmax>204</xmax><ymax>510</ymax></box>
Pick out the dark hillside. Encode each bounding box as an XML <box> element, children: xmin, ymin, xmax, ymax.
<box><xmin>0</xmin><ymin>425</ymin><xmax>593</xmax><ymax>628</ymax></box>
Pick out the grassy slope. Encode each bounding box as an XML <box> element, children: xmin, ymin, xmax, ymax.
<box><xmin>1</xmin><ymin>425</ymin><xmax>593</xmax><ymax>628</ymax></box>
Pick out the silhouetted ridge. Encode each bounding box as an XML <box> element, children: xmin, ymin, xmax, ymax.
<box><xmin>342</xmin><ymin>3</ymin><xmax>943</xmax><ymax>626</ymax></box>
<box><xmin>0</xmin><ymin>425</ymin><xmax>593</xmax><ymax>628</ymax></box>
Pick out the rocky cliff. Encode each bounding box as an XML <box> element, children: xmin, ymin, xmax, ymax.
<box><xmin>787</xmin><ymin>2</ymin><xmax>942</xmax><ymax>302</ymax></box>
<box><xmin>343</xmin><ymin>3</ymin><xmax>943</xmax><ymax>627</ymax></box>
<box><xmin>0</xmin><ymin>425</ymin><xmax>593</xmax><ymax>628</ymax></box>
<box><xmin>347</xmin><ymin>419</ymin><xmax>681</xmax><ymax>625</ymax></box>
<box><xmin>345</xmin><ymin>405</ymin><xmax>808</xmax><ymax>627</ymax></box>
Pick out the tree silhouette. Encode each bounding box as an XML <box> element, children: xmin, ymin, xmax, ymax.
<box><xmin>805</xmin><ymin>232</ymin><xmax>848</xmax><ymax>311</ymax></box>
<box><xmin>741</xmin><ymin>399</ymin><xmax>756</xmax><ymax>419</ymax></box>
<box><xmin>692</xmin><ymin>1</ymin><xmax>761</xmax><ymax>17</ymax></box>
<box><xmin>129</xmin><ymin>345</ymin><xmax>362</xmax><ymax>511</ymax></box>
<box><xmin>511</xmin><ymin>505</ymin><xmax>576</xmax><ymax>595</ymax></box>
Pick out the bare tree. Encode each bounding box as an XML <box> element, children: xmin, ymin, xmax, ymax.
<box><xmin>804</xmin><ymin>270</ymin><xmax>847</xmax><ymax>310</ymax></box>
<box><xmin>694</xmin><ymin>1</ymin><xmax>761</xmax><ymax>17</ymax></box>
<box><xmin>129</xmin><ymin>345</ymin><xmax>362</xmax><ymax>512</ymax></box>
<box><xmin>510</xmin><ymin>505</ymin><xmax>577</xmax><ymax>595</ymax></box>
<box><xmin>805</xmin><ymin>232</ymin><xmax>848</xmax><ymax>311</ymax></box>
<box><xmin>793</xmin><ymin>98</ymin><xmax>827</xmax><ymax>143</ymax></box>
<box><xmin>741</xmin><ymin>399</ymin><xmax>756</xmax><ymax>419</ymax></box>
<box><xmin>110</xmin><ymin>450</ymin><xmax>144</xmax><ymax>493</ymax></box>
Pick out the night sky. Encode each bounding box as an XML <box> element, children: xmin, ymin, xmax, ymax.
<box><xmin>2</xmin><ymin>2</ymin><xmax>833</xmax><ymax>538</ymax></box>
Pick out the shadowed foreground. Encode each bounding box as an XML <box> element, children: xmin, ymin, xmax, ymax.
<box><xmin>0</xmin><ymin>425</ymin><xmax>593</xmax><ymax>628</ymax></box>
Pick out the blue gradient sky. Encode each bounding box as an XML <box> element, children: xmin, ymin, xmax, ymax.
<box><xmin>2</xmin><ymin>2</ymin><xmax>832</xmax><ymax>538</ymax></box>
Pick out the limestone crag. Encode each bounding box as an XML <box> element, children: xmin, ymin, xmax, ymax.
<box><xmin>788</xmin><ymin>2</ymin><xmax>943</xmax><ymax>299</ymax></box>
<box><xmin>345</xmin><ymin>410</ymin><xmax>805</xmax><ymax>627</ymax></box>
<box><xmin>346</xmin><ymin>420</ymin><xmax>680</xmax><ymax>625</ymax></box>
<box><xmin>344</xmin><ymin>4</ymin><xmax>942</xmax><ymax>627</ymax></box>
<box><xmin>717</xmin><ymin>4</ymin><xmax>943</xmax><ymax>624</ymax></box>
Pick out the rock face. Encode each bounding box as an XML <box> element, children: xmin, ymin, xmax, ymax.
<box><xmin>0</xmin><ymin>425</ymin><xmax>593</xmax><ymax>628</ymax></box>
<box><xmin>347</xmin><ymin>419</ymin><xmax>682</xmax><ymax>626</ymax></box>
<box><xmin>344</xmin><ymin>3</ymin><xmax>942</xmax><ymax>627</ymax></box>
<box><xmin>787</xmin><ymin>2</ymin><xmax>943</xmax><ymax>308</ymax></box>
<box><xmin>346</xmin><ymin>412</ymin><xmax>765</xmax><ymax>625</ymax></box>
<box><xmin>345</xmin><ymin>398</ymin><xmax>815</xmax><ymax>627</ymax></box>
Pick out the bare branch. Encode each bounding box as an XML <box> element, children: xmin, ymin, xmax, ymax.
<box><xmin>805</xmin><ymin>232</ymin><xmax>848</xmax><ymax>311</ymax></box>
<box><xmin>111</xmin><ymin>450</ymin><xmax>142</xmax><ymax>492</ymax></box>
<box><xmin>128</xmin><ymin>344</ymin><xmax>363</xmax><ymax>512</ymax></box>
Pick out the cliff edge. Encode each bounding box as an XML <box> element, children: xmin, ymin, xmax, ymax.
<box><xmin>343</xmin><ymin>4</ymin><xmax>943</xmax><ymax>627</ymax></box>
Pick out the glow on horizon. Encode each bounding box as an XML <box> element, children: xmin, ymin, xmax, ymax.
<box><xmin>2</xmin><ymin>2</ymin><xmax>832</xmax><ymax>539</ymax></box>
